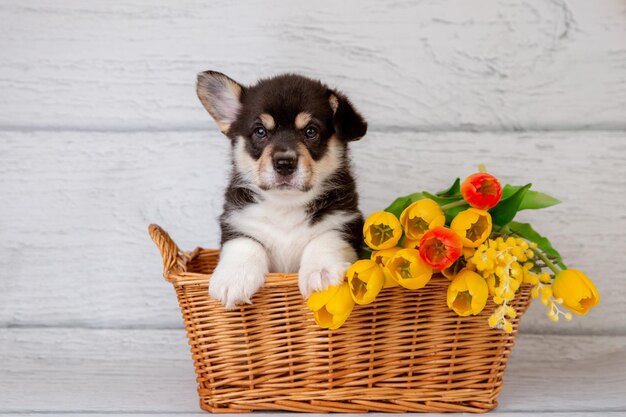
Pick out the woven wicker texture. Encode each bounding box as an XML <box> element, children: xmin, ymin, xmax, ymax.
<box><xmin>149</xmin><ymin>224</ymin><xmax>532</xmax><ymax>413</ymax></box>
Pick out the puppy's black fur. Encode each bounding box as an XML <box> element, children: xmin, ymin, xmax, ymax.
<box><xmin>197</xmin><ymin>71</ymin><xmax>367</xmax><ymax>254</ymax></box>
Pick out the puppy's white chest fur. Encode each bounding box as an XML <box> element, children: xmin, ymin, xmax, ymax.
<box><xmin>225</xmin><ymin>191</ymin><xmax>357</xmax><ymax>273</ymax></box>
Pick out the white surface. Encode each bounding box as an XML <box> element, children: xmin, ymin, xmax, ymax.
<box><xmin>1</xmin><ymin>130</ymin><xmax>623</xmax><ymax>333</ymax></box>
<box><xmin>0</xmin><ymin>329</ymin><xmax>624</xmax><ymax>414</ymax></box>
<box><xmin>1</xmin><ymin>0</ymin><xmax>626</xmax><ymax>131</ymax></box>
<box><xmin>1</xmin><ymin>1</ymin><xmax>626</xmax><ymax>415</ymax></box>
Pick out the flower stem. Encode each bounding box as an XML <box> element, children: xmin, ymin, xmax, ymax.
<box><xmin>440</xmin><ymin>200</ymin><xmax>468</xmax><ymax>211</ymax></box>
<box><xmin>508</xmin><ymin>231</ymin><xmax>561</xmax><ymax>275</ymax></box>
<box><xmin>531</xmin><ymin>247</ymin><xmax>561</xmax><ymax>275</ymax></box>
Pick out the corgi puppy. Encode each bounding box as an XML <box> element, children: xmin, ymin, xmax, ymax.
<box><xmin>196</xmin><ymin>71</ymin><xmax>367</xmax><ymax>309</ymax></box>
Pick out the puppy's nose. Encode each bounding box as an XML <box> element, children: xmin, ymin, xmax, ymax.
<box><xmin>273</xmin><ymin>155</ymin><xmax>298</xmax><ymax>176</ymax></box>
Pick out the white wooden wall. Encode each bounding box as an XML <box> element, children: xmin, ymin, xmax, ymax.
<box><xmin>1</xmin><ymin>1</ymin><xmax>626</xmax><ymax>415</ymax></box>
<box><xmin>2</xmin><ymin>0</ymin><xmax>625</xmax><ymax>332</ymax></box>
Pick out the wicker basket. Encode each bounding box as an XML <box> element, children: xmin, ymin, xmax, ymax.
<box><xmin>148</xmin><ymin>224</ymin><xmax>532</xmax><ymax>413</ymax></box>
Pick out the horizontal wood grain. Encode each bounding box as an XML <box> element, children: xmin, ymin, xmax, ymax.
<box><xmin>4</xmin><ymin>415</ymin><xmax>625</xmax><ymax>417</ymax></box>
<box><xmin>2</xmin><ymin>415</ymin><xmax>624</xmax><ymax>417</ymax></box>
<box><xmin>0</xmin><ymin>329</ymin><xmax>624</xmax><ymax>413</ymax></box>
<box><xmin>0</xmin><ymin>130</ymin><xmax>623</xmax><ymax>332</ymax></box>
<box><xmin>1</xmin><ymin>0</ymin><xmax>625</xmax><ymax>131</ymax></box>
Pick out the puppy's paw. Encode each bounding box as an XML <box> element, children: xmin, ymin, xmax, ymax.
<box><xmin>209</xmin><ymin>238</ymin><xmax>269</xmax><ymax>310</ymax></box>
<box><xmin>298</xmin><ymin>258</ymin><xmax>352</xmax><ymax>299</ymax></box>
<box><xmin>209</xmin><ymin>261</ymin><xmax>267</xmax><ymax>309</ymax></box>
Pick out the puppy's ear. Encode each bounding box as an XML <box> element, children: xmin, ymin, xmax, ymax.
<box><xmin>197</xmin><ymin>71</ymin><xmax>244</xmax><ymax>134</ymax></box>
<box><xmin>329</xmin><ymin>92</ymin><xmax>367</xmax><ymax>141</ymax></box>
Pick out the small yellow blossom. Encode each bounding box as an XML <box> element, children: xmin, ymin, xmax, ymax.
<box><xmin>346</xmin><ymin>260</ymin><xmax>385</xmax><ymax>305</ymax></box>
<box><xmin>363</xmin><ymin>211</ymin><xmax>403</xmax><ymax>250</ymax></box>
<box><xmin>552</xmin><ymin>269</ymin><xmax>600</xmax><ymax>315</ymax></box>
<box><xmin>399</xmin><ymin>198</ymin><xmax>446</xmax><ymax>240</ymax></box>
<box><xmin>486</xmin><ymin>274</ymin><xmax>502</xmax><ymax>296</ymax></box>
<box><xmin>471</xmin><ymin>237</ymin><xmax>538</xmax><ymax>331</ymax></box>
<box><xmin>306</xmin><ymin>282</ymin><xmax>355</xmax><ymax>330</ymax></box>
<box><xmin>386</xmin><ymin>248</ymin><xmax>433</xmax><ymax>290</ymax></box>
<box><xmin>450</xmin><ymin>208</ymin><xmax>493</xmax><ymax>248</ymax></box>
<box><xmin>447</xmin><ymin>269</ymin><xmax>489</xmax><ymax>316</ymax></box>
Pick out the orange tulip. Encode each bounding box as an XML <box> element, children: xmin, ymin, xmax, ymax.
<box><xmin>419</xmin><ymin>227</ymin><xmax>463</xmax><ymax>271</ymax></box>
<box><xmin>461</xmin><ymin>172</ymin><xmax>502</xmax><ymax>210</ymax></box>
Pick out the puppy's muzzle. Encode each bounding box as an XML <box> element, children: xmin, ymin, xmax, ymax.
<box><xmin>272</xmin><ymin>151</ymin><xmax>298</xmax><ymax>176</ymax></box>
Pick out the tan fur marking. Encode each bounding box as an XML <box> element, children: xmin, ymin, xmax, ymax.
<box><xmin>329</xmin><ymin>95</ymin><xmax>339</xmax><ymax>114</ymax></box>
<box><xmin>294</xmin><ymin>112</ymin><xmax>313</xmax><ymax>130</ymax></box>
<box><xmin>259</xmin><ymin>113</ymin><xmax>275</xmax><ymax>130</ymax></box>
<box><xmin>312</xmin><ymin>135</ymin><xmax>343</xmax><ymax>186</ymax></box>
<box><xmin>296</xmin><ymin>143</ymin><xmax>315</xmax><ymax>190</ymax></box>
<box><xmin>257</xmin><ymin>144</ymin><xmax>275</xmax><ymax>188</ymax></box>
<box><xmin>216</xmin><ymin>121</ymin><xmax>231</xmax><ymax>133</ymax></box>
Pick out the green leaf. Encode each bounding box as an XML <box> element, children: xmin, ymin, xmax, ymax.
<box><xmin>489</xmin><ymin>183</ymin><xmax>531</xmax><ymax>226</ymax></box>
<box><xmin>443</xmin><ymin>203</ymin><xmax>470</xmax><ymax>224</ymax></box>
<box><xmin>423</xmin><ymin>191</ymin><xmax>462</xmax><ymax>205</ymax></box>
<box><xmin>436</xmin><ymin>178</ymin><xmax>461</xmax><ymax>198</ymax></box>
<box><xmin>359</xmin><ymin>244</ymin><xmax>374</xmax><ymax>260</ymax></box>
<box><xmin>502</xmin><ymin>185</ymin><xmax>561</xmax><ymax>211</ymax></box>
<box><xmin>384</xmin><ymin>192</ymin><xmax>426</xmax><ymax>218</ymax></box>
<box><xmin>508</xmin><ymin>221</ymin><xmax>567</xmax><ymax>269</ymax></box>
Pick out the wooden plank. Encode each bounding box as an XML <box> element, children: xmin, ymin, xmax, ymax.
<box><xmin>1</xmin><ymin>0</ymin><xmax>625</xmax><ymax>131</ymax></box>
<box><xmin>0</xmin><ymin>329</ymin><xmax>624</xmax><ymax>413</ymax></box>
<box><xmin>2</xmin><ymin>414</ymin><xmax>625</xmax><ymax>417</ymax></box>
<box><xmin>0</xmin><ymin>328</ymin><xmax>198</xmax><ymax>413</ymax></box>
<box><xmin>0</xmin><ymin>130</ymin><xmax>624</xmax><ymax>332</ymax></box>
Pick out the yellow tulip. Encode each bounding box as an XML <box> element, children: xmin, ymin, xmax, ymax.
<box><xmin>346</xmin><ymin>260</ymin><xmax>385</xmax><ymax>305</ymax></box>
<box><xmin>306</xmin><ymin>282</ymin><xmax>355</xmax><ymax>330</ymax></box>
<box><xmin>371</xmin><ymin>247</ymin><xmax>401</xmax><ymax>288</ymax></box>
<box><xmin>552</xmin><ymin>269</ymin><xmax>600</xmax><ymax>315</ymax></box>
<box><xmin>402</xmin><ymin>238</ymin><xmax>420</xmax><ymax>250</ymax></box>
<box><xmin>363</xmin><ymin>211</ymin><xmax>403</xmax><ymax>250</ymax></box>
<box><xmin>371</xmin><ymin>247</ymin><xmax>400</xmax><ymax>266</ymax></box>
<box><xmin>399</xmin><ymin>198</ymin><xmax>446</xmax><ymax>240</ymax></box>
<box><xmin>450</xmin><ymin>208</ymin><xmax>492</xmax><ymax>248</ymax></box>
<box><xmin>463</xmin><ymin>247</ymin><xmax>476</xmax><ymax>260</ymax></box>
<box><xmin>385</xmin><ymin>248</ymin><xmax>433</xmax><ymax>290</ymax></box>
<box><xmin>447</xmin><ymin>269</ymin><xmax>489</xmax><ymax>316</ymax></box>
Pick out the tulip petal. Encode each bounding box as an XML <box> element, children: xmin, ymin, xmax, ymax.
<box><xmin>400</xmin><ymin>198</ymin><xmax>446</xmax><ymax>240</ymax></box>
<box><xmin>387</xmin><ymin>249</ymin><xmax>433</xmax><ymax>290</ymax></box>
<box><xmin>447</xmin><ymin>270</ymin><xmax>489</xmax><ymax>316</ymax></box>
<box><xmin>306</xmin><ymin>284</ymin><xmax>341</xmax><ymax>311</ymax></box>
<box><xmin>451</xmin><ymin>208</ymin><xmax>492</xmax><ymax>248</ymax></box>
<box><xmin>553</xmin><ymin>269</ymin><xmax>600</xmax><ymax>315</ymax></box>
<box><xmin>363</xmin><ymin>211</ymin><xmax>402</xmax><ymax>250</ymax></box>
<box><xmin>461</xmin><ymin>173</ymin><xmax>503</xmax><ymax>210</ymax></box>
<box><xmin>419</xmin><ymin>227</ymin><xmax>463</xmax><ymax>270</ymax></box>
<box><xmin>347</xmin><ymin>260</ymin><xmax>385</xmax><ymax>305</ymax></box>
<box><xmin>313</xmin><ymin>307</ymin><xmax>334</xmax><ymax>329</ymax></box>
<box><xmin>325</xmin><ymin>283</ymin><xmax>355</xmax><ymax>316</ymax></box>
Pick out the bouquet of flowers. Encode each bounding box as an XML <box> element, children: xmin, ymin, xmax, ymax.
<box><xmin>307</xmin><ymin>168</ymin><xmax>600</xmax><ymax>331</ymax></box>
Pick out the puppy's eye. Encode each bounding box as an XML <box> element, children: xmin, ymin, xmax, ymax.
<box><xmin>253</xmin><ymin>127</ymin><xmax>267</xmax><ymax>140</ymax></box>
<box><xmin>305</xmin><ymin>126</ymin><xmax>318</xmax><ymax>139</ymax></box>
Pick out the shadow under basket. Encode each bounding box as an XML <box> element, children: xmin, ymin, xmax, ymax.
<box><xmin>148</xmin><ymin>224</ymin><xmax>532</xmax><ymax>413</ymax></box>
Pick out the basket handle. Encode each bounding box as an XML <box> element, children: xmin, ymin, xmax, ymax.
<box><xmin>148</xmin><ymin>224</ymin><xmax>188</xmax><ymax>279</ymax></box>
